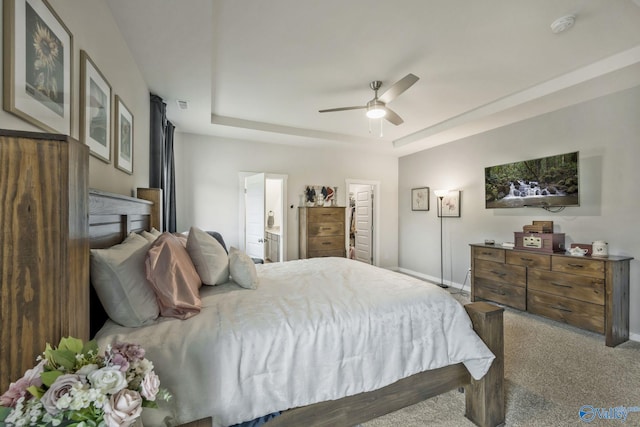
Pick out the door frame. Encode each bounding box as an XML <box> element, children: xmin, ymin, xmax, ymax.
<box><xmin>238</xmin><ymin>172</ymin><xmax>288</xmax><ymax>260</ymax></box>
<box><xmin>345</xmin><ymin>179</ymin><xmax>380</xmax><ymax>266</ymax></box>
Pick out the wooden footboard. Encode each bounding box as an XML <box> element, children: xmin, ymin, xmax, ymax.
<box><xmin>266</xmin><ymin>302</ymin><xmax>504</xmax><ymax>427</ymax></box>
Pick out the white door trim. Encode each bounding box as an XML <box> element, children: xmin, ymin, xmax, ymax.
<box><xmin>345</xmin><ymin>179</ymin><xmax>380</xmax><ymax>266</ymax></box>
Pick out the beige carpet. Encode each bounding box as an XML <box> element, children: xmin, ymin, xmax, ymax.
<box><xmin>363</xmin><ymin>290</ymin><xmax>640</xmax><ymax>427</ymax></box>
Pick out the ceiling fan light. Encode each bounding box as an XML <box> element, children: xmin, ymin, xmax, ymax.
<box><xmin>366</xmin><ymin>107</ymin><xmax>386</xmax><ymax>119</ymax></box>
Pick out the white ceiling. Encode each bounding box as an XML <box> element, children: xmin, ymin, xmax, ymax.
<box><xmin>106</xmin><ymin>0</ymin><xmax>640</xmax><ymax>157</ymax></box>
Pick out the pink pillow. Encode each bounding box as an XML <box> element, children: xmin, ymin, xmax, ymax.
<box><xmin>145</xmin><ymin>233</ymin><xmax>202</xmax><ymax>319</ymax></box>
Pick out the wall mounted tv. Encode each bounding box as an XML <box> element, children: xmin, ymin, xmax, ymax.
<box><xmin>485</xmin><ymin>151</ymin><xmax>579</xmax><ymax>208</ymax></box>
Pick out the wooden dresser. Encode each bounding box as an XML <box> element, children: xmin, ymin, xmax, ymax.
<box><xmin>470</xmin><ymin>243</ymin><xmax>632</xmax><ymax>347</ymax></box>
<box><xmin>0</xmin><ymin>129</ymin><xmax>89</xmax><ymax>392</ymax></box>
<box><xmin>299</xmin><ymin>207</ymin><xmax>346</xmax><ymax>258</ymax></box>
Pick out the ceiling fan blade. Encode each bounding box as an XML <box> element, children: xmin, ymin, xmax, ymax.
<box><xmin>319</xmin><ymin>106</ymin><xmax>366</xmax><ymax>113</ymax></box>
<box><xmin>383</xmin><ymin>106</ymin><xmax>404</xmax><ymax>125</ymax></box>
<box><xmin>378</xmin><ymin>73</ymin><xmax>419</xmax><ymax>104</ymax></box>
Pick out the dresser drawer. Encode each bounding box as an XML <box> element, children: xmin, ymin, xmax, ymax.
<box><xmin>473</xmin><ymin>246</ymin><xmax>505</xmax><ymax>263</ymax></box>
<box><xmin>308</xmin><ymin>249</ymin><xmax>346</xmax><ymax>258</ymax></box>
<box><xmin>528</xmin><ymin>269</ymin><xmax>604</xmax><ymax>305</ymax></box>
<box><xmin>308</xmin><ymin>236</ymin><xmax>344</xmax><ymax>252</ymax></box>
<box><xmin>307</xmin><ymin>208</ymin><xmax>344</xmax><ymax>222</ymax></box>
<box><xmin>474</xmin><ymin>259</ymin><xmax>525</xmax><ymax>287</ymax></box>
<box><xmin>308</xmin><ymin>222</ymin><xmax>343</xmax><ymax>237</ymax></box>
<box><xmin>506</xmin><ymin>251</ymin><xmax>550</xmax><ymax>270</ymax></box>
<box><xmin>527</xmin><ymin>290</ymin><xmax>604</xmax><ymax>334</ymax></box>
<box><xmin>552</xmin><ymin>257</ymin><xmax>605</xmax><ymax>279</ymax></box>
<box><xmin>474</xmin><ymin>278</ymin><xmax>526</xmax><ymax>310</ymax></box>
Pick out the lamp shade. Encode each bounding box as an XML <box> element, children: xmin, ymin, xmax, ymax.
<box><xmin>434</xmin><ymin>189</ymin><xmax>449</xmax><ymax>198</ymax></box>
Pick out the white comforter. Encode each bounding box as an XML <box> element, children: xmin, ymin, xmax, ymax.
<box><xmin>95</xmin><ymin>257</ymin><xmax>495</xmax><ymax>426</ymax></box>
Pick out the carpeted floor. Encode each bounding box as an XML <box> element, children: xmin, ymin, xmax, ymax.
<box><xmin>363</xmin><ymin>290</ymin><xmax>640</xmax><ymax>427</ymax></box>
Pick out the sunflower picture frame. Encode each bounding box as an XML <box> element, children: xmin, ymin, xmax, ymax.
<box><xmin>80</xmin><ymin>50</ymin><xmax>112</xmax><ymax>162</ymax></box>
<box><xmin>114</xmin><ymin>95</ymin><xmax>134</xmax><ymax>174</ymax></box>
<box><xmin>3</xmin><ymin>0</ymin><xmax>73</xmax><ymax>135</ymax></box>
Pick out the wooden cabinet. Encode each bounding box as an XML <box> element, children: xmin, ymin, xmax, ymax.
<box><xmin>299</xmin><ymin>207</ymin><xmax>346</xmax><ymax>259</ymax></box>
<box><xmin>470</xmin><ymin>244</ymin><xmax>632</xmax><ymax>347</ymax></box>
<box><xmin>0</xmin><ymin>129</ymin><xmax>89</xmax><ymax>392</ymax></box>
<box><xmin>266</xmin><ymin>231</ymin><xmax>280</xmax><ymax>262</ymax></box>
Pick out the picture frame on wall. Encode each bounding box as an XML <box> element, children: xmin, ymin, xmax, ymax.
<box><xmin>437</xmin><ymin>190</ymin><xmax>461</xmax><ymax>217</ymax></box>
<box><xmin>114</xmin><ymin>95</ymin><xmax>133</xmax><ymax>174</ymax></box>
<box><xmin>3</xmin><ymin>0</ymin><xmax>73</xmax><ymax>135</ymax></box>
<box><xmin>80</xmin><ymin>50</ymin><xmax>112</xmax><ymax>162</ymax></box>
<box><xmin>411</xmin><ymin>187</ymin><xmax>430</xmax><ymax>211</ymax></box>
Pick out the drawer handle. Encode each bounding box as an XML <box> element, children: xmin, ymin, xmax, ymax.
<box><xmin>567</xmin><ymin>263</ymin><xmax>584</xmax><ymax>268</ymax></box>
<box><xmin>481</xmin><ymin>252</ymin><xmax>494</xmax><ymax>256</ymax></box>
<box><xmin>490</xmin><ymin>270</ymin><xmax>507</xmax><ymax>277</ymax></box>
<box><xmin>321</xmin><ymin>227</ymin><xmax>332</xmax><ymax>230</ymax></box>
<box><xmin>550</xmin><ymin>305</ymin><xmax>572</xmax><ymax>313</ymax></box>
<box><xmin>520</xmin><ymin>257</ymin><xmax>533</xmax><ymax>262</ymax></box>
<box><xmin>551</xmin><ymin>282</ymin><xmax>572</xmax><ymax>289</ymax></box>
<box><xmin>490</xmin><ymin>289</ymin><xmax>507</xmax><ymax>296</ymax></box>
<box><xmin>321</xmin><ymin>242</ymin><xmax>332</xmax><ymax>245</ymax></box>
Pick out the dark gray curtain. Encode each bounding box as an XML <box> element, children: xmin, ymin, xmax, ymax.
<box><xmin>149</xmin><ymin>94</ymin><xmax>177</xmax><ymax>232</ymax></box>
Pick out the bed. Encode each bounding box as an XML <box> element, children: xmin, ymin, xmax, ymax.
<box><xmin>88</xmin><ymin>189</ymin><xmax>505</xmax><ymax>427</ymax></box>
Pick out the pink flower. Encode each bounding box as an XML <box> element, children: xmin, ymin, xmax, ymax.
<box><xmin>41</xmin><ymin>374</ymin><xmax>81</xmax><ymax>414</ymax></box>
<box><xmin>140</xmin><ymin>371</ymin><xmax>160</xmax><ymax>401</ymax></box>
<box><xmin>0</xmin><ymin>360</ymin><xmax>45</xmax><ymax>408</ymax></box>
<box><xmin>103</xmin><ymin>389</ymin><xmax>143</xmax><ymax>427</ymax></box>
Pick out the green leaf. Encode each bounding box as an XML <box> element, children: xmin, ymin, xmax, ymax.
<box><xmin>26</xmin><ymin>384</ymin><xmax>44</xmax><ymax>399</ymax></box>
<box><xmin>57</xmin><ymin>336</ymin><xmax>84</xmax><ymax>354</ymax></box>
<box><xmin>82</xmin><ymin>340</ymin><xmax>99</xmax><ymax>357</ymax></box>
<box><xmin>41</xmin><ymin>370</ymin><xmax>64</xmax><ymax>387</ymax></box>
<box><xmin>142</xmin><ymin>400</ymin><xmax>158</xmax><ymax>409</ymax></box>
<box><xmin>0</xmin><ymin>406</ymin><xmax>12</xmax><ymax>421</ymax></box>
<box><xmin>48</xmin><ymin>349</ymin><xmax>77</xmax><ymax>370</ymax></box>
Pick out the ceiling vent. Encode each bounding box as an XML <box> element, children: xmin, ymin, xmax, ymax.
<box><xmin>176</xmin><ymin>100</ymin><xmax>189</xmax><ymax>110</ymax></box>
<box><xmin>550</xmin><ymin>14</ymin><xmax>576</xmax><ymax>34</ymax></box>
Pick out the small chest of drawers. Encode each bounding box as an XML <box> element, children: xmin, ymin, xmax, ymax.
<box><xmin>470</xmin><ymin>244</ymin><xmax>632</xmax><ymax>347</ymax></box>
<box><xmin>299</xmin><ymin>207</ymin><xmax>346</xmax><ymax>258</ymax></box>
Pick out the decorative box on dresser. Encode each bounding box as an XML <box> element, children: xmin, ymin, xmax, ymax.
<box><xmin>470</xmin><ymin>243</ymin><xmax>632</xmax><ymax>347</ymax></box>
<box><xmin>299</xmin><ymin>207</ymin><xmax>346</xmax><ymax>258</ymax></box>
<box><xmin>0</xmin><ymin>129</ymin><xmax>89</xmax><ymax>392</ymax></box>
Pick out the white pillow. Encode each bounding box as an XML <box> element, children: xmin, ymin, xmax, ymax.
<box><xmin>186</xmin><ymin>227</ymin><xmax>229</xmax><ymax>285</ymax></box>
<box><xmin>228</xmin><ymin>247</ymin><xmax>259</xmax><ymax>289</ymax></box>
<box><xmin>141</xmin><ymin>227</ymin><xmax>162</xmax><ymax>242</ymax></box>
<box><xmin>90</xmin><ymin>233</ymin><xmax>160</xmax><ymax>327</ymax></box>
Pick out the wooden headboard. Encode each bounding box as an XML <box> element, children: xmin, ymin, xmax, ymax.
<box><xmin>88</xmin><ymin>189</ymin><xmax>159</xmax><ymax>336</ymax></box>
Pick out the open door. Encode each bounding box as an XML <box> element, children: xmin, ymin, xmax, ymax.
<box><xmin>351</xmin><ymin>184</ymin><xmax>374</xmax><ymax>264</ymax></box>
<box><xmin>245</xmin><ymin>173</ymin><xmax>265</xmax><ymax>260</ymax></box>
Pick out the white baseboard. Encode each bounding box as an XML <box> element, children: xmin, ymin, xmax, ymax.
<box><xmin>393</xmin><ymin>267</ymin><xmax>639</xmax><ymax>342</ymax></box>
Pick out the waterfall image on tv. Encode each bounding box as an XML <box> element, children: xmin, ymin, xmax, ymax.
<box><xmin>485</xmin><ymin>152</ymin><xmax>579</xmax><ymax>208</ymax></box>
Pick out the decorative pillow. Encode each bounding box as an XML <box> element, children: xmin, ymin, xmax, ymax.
<box><xmin>90</xmin><ymin>233</ymin><xmax>159</xmax><ymax>327</ymax></box>
<box><xmin>141</xmin><ymin>227</ymin><xmax>162</xmax><ymax>242</ymax></box>
<box><xmin>186</xmin><ymin>226</ymin><xmax>230</xmax><ymax>285</ymax></box>
<box><xmin>146</xmin><ymin>233</ymin><xmax>202</xmax><ymax>319</ymax></box>
<box><xmin>229</xmin><ymin>247</ymin><xmax>259</xmax><ymax>289</ymax></box>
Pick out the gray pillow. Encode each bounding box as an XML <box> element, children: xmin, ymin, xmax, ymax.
<box><xmin>186</xmin><ymin>226</ymin><xmax>230</xmax><ymax>285</ymax></box>
<box><xmin>90</xmin><ymin>233</ymin><xmax>159</xmax><ymax>327</ymax></box>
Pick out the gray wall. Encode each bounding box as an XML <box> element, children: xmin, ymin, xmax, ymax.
<box><xmin>0</xmin><ymin>0</ymin><xmax>150</xmax><ymax>195</ymax></box>
<box><xmin>174</xmin><ymin>132</ymin><xmax>399</xmax><ymax>268</ymax></box>
<box><xmin>398</xmin><ymin>85</ymin><xmax>640</xmax><ymax>339</ymax></box>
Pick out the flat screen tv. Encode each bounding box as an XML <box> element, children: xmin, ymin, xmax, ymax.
<box><xmin>485</xmin><ymin>151</ymin><xmax>579</xmax><ymax>208</ymax></box>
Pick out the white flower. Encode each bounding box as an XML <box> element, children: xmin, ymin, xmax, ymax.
<box><xmin>76</xmin><ymin>363</ymin><xmax>99</xmax><ymax>377</ymax></box>
<box><xmin>103</xmin><ymin>389</ymin><xmax>143</xmax><ymax>427</ymax></box>
<box><xmin>88</xmin><ymin>367</ymin><xmax>127</xmax><ymax>394</ymax></box>
<box><xmin>140</xmin><ymin>371</ymin><xmax>160</xmax><ymax>401</ymax></box>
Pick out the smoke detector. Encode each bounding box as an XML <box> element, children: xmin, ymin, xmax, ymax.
<box><xmin>550</xmin><ymin>14</ymin><xmax>576</xmax><ymax>34</ymax></box>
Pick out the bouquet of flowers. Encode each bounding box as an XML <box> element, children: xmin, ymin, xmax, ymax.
<box><xmin>0</xmin><ymin>337</ymin><xmax>170</xmax><ymax>427</ymax></box>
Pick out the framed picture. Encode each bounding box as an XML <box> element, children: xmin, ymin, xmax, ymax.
<box><xmin>438</xmin><ymin>190</ymin><xmax>461</xmax><ymax>217</ymax></box>
<box><xmin>80</xmin><ymin>50</ymin><xmax>111</xmax><ymax>162</ymax></box>
<box><xmin>3</xmin><ymin>0</ymin><xmax>73</xmax><ymax>134</ymax></box>
<box><xmin>411</xmin><ymin>187</ymin><xmax>429</xmax><ymax>211</ymax></box>
<box><xmin>114</xmin><ymin>95</ymin><xmax>133</xmax><ymax>174</ymax></box>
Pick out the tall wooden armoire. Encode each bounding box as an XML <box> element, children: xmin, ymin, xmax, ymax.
<box><xmin>0</xmin><ymin>129</ymin><xmax>89</xmax><ymax>392</ymax></box>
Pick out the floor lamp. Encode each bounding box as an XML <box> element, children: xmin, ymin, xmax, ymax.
<box><xmin>434</xmin><ymin>190</ymin><xmax>449</xmax><ymax>289</ymax></box>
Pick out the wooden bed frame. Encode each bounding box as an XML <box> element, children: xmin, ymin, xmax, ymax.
<box><xmin>88</xmin><ymin>189</ymin><xmax>505</xmax><ymax>427</ymax></box>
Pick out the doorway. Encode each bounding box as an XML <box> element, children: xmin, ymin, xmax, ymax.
<box><xmin>240</xmin><ymin>172</ymin><xmax>288</xmax><ymax>262</ymax></box>
<box><xmin>346</xmin><ymin>179</ymin><xmax>379</xmax><ymax>265</ymax></box>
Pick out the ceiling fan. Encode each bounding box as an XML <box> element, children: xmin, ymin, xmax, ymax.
<box><xmin>319</xmin><ymin>73</ymin><xmax>419</xmax><ymax>125</ymax></box>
